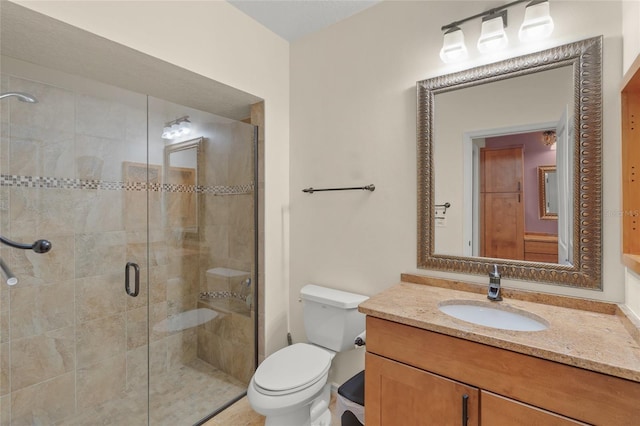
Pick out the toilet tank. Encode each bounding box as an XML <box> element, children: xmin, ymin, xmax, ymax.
<box><xmin>300</xmin><ymin>284</ymin><xmax>369</xmax><ymax>352</ymax></box>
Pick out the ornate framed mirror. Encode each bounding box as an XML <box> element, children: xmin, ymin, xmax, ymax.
<box><xmin>538</xmin><ymin>165</ymin><xmax>558</xmax><ymax>220</ymax></box>
<box><xmin>417</xmin><ymin>36</ymin><xmax>602</xmax><ymax>289</ymax></box>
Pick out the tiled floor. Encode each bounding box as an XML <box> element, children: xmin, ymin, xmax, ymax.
<box><xmin>35</xmin><ymin>357</ymin><xmax>344</xmax><ymax>426</ymax></box>
<box><xmin>206</xmin><ymin>394</ymin><xmax>341</xmax><ymax>426</ymax></box>
<box><xmin>54</xmin><ymin>359</ymin><xmax>245</xmax><ymax>426</ymax></box>
<box><xmin>203</xmin><ymin>397</ymin><xmax>264</xmax><ymax>426</ymax></box>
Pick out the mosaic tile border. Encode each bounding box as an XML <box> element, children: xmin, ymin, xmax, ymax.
<box><xmin>200</xmin><ymin>291</ymin><xmax>248</xmax><ymax>302</ymax></box>
<box><xmin>0</xmin><ymin>174</ymin><xmax>254</xmax><ymax>195</ymax></box>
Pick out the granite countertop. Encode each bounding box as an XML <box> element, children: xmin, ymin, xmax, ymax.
<box><xmin>358</xmin><ymin>279</ymin><xmax>640</xmax><ymax>383</ymax></box>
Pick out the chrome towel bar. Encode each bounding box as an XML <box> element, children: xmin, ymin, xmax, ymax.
<box><xmin>302</xmin><ymin>184</ymin><xmax>375</xmax><ymax>194</ymax></box>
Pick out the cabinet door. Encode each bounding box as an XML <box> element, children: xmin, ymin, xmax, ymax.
<box><xmin>366</xmin><ymin>353</ymin><xmax>479</xmax><ymax>426</ymax></box>
<box><xmin>481</xmin><ymin>391</ymin><xmax>588</xmax><ymax>426</ymax></box>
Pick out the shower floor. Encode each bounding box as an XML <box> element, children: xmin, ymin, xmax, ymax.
<box><xmin>55</xmin><ymin>359</ymin><xmax>246</xmax><ymax>426</ymax></box>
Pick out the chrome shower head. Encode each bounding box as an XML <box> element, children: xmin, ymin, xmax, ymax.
<box><xmin>0</xmin><ymin>92</ymin><xmax>38</xmax><ymax>103</ymax></box>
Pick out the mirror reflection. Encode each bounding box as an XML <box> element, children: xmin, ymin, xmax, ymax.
<box><xmin>164</xmin><ymin>137</ymin><xmax>202</xmax><ymax>231</ymax></box>
<box><xmin>433</xmin><ymin>66</ymin><xmax>573</xmax><ymax>264</ymax></box>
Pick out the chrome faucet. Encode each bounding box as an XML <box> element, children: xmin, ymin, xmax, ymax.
<box><xmin>487</xmin><ymin>264</ymin><xmax>502</xmax><ymax>301</ymax></box>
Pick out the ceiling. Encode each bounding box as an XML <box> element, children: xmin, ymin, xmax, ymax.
<box><xmin>2</xmin><ymin>1</ymin><xmax>384</xmax><ymax>119</ymax></box>
<box><xmin>227</xmin><ymin>0</ymin><xmax>381</xmax><ymax>41</ymax></box>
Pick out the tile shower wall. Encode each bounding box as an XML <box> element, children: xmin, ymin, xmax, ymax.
<box><xmin>195</xmin><ymin>118</ymin><xmax>256</xmax><ymax>385</ymax></box>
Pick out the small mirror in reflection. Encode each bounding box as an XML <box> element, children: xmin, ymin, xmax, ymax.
<box><xmin>164</xmin><ymin>137</ymin><xmax>202</xmax><ymax>231</ymax></box>
<box><xmin>539</xmin><ymin>165</ymin><xmax>558</xmax><ymax>219</ymax></box>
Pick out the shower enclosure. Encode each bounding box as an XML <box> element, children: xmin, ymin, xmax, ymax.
<box><xmin>0</xmin><ymin>5</ymin><xmax>260</xmax><ymax>425</ymax></box>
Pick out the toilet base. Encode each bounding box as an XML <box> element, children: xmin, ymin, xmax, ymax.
<box><xmin>264</xmin><ymin>409</ymin><xmax>311</xmax><ymax>426</ymax></box>
<box><xmin>311</xmin><ymin>408</ymin><xmax>331</xmax><ymax>426</ymax></box>
<box><xmin>262</xmin><ymin>383</ymin><xmax>331</xmax><ymax>426</ymax></box>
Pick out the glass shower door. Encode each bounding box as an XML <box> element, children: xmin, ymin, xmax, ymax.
<box><xmin>0</xmin><ymin>69</ymin><xmax>150</xmax><ymax>425</ymax></box>
<box><xmin>0</xmin><ymin>58</ymin><xmax>258</xmax><ymax>426</ymax></box>
<box><xmin>147</xmin><ymin>97</ymin><xmax>257</xmax><ymax>424</ymax></box>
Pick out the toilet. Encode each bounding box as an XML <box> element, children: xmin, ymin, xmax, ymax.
<box><xmin>247</xmin><ymin>284</ymin><xmax>369</xmax><ymax>426</ymax></box>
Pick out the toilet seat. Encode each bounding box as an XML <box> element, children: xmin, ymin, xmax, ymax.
<box><xmin>254</xmin><ymin>343</ymin><xmax>332</xmax><ymax>396</ymax></box>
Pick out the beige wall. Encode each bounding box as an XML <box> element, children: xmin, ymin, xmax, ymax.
<box><xmin>290</xmin><ymin>0</ymin><xmax>624</xmax><ymax>385</ymax></box>
<box><xmin>626</xmin><ymin>270</ymin><xmax>640</xmax><ymax>319</ymax></box>
<box><xmin>622</xmin><ymin>0</ymin><xmax>640</xmax><ymax>319</ymax></box>
<box><xmin>13</xmin><ymin>0</ymin><xmax>292</xmax><ymax>356</ymax></box>
<box><xmin>623</xmin><ymin>0</ymin><xmax>640</xmax><ymax>73</ymax></box>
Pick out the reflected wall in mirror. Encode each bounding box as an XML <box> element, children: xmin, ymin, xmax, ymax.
<box><xmin>538</xmin><ymin>165</ymin><xmax>558</xmax><ymax>220</ymax></box>
<box><xmin>164</xmin><ymin>137</ymin><xmax>203</xmax><ymax>231</ymax></box>
<box><xmin>417</xmin><ymin>36</ymin><xmax>602</xmax><ymax>289</ymax></box>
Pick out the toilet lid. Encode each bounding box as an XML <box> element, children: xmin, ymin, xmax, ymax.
<box><xmin>254</xmin><ymin>343</ymin><xmax>332</xmax><ymax>394</ymax></box>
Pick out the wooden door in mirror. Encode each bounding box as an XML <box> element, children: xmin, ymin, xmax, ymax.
<box><xmin>480</xmin><ymin>146</ymin><xmax>525</xmax><ymax>260</ymax></box>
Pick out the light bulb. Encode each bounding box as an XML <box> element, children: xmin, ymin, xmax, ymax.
<box><xmin>179</xmin><ymin>120</ymin><xmax>192</xmax><ymax>136</ymax></box>
<box><xmin>169</xmin><ymin>123</ymin><xmax>180</xmax><ymax>138</ymax></box>
<box><xmin>519</xmin><ymin>0</ymin><xmax>554</xmax><ymax>42</ymax></box>
<box><xmin>477</xmin><ymin>14</ymin><xmax>508</xmax><ymax>54</ymax></box>
<box><xmin>440</xmin><ymin>27</ymin><xmax>468</xmax><ymax>63</ymax></box>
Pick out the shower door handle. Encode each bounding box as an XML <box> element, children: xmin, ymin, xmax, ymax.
<box><xmin>125</xmin><ymin>262</ymin><xmax>140</xmax><ymax>297</ymax></box>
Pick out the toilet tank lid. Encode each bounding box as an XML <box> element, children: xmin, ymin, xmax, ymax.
<box><xmin>300</xmin><ymin>284</ymin><xmax>369</xmax><ymax>309</ymax></box>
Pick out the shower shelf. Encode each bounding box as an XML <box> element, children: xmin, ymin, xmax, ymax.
<box><xmin>206</xmin><ymin>267</ymin><xmax>250</xmax><ymax>278</ymax></box>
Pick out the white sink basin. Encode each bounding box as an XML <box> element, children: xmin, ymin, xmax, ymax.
<box><xmin>438</xmin><ymin>300</ymin><xmax>549</xmax><ymax>332</ymax></box>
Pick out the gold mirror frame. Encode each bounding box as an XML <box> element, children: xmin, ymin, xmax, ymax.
<box><xmin>538</xmin><ymin>165</ymin><xmax>558</xmax><ymax>220</ymax></box>
<box><xmin>417</xmin><ymin>36</ymin><xmax>602</xmax><ymax>289</ymax></box>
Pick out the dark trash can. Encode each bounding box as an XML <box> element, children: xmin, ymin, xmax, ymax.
<box><xmin>336</xmin><ymin>370</ymin><xmax>364</xmax><ymax>426</ymax></box>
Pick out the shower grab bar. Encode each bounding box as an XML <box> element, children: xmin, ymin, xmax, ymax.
<box><xmin>0</xmin><ymin>235</ymin><xmax>52</xmax><ymax>253</ymax></box>
<box><xmin>0</xmin><ymin>256</ymin><xmax>18</xmax><ymax>286</ymax></box>
<box><xmin>302</xmin><ymin>184</ymin><xmax>375</xmax><ymax>194</ymax></box>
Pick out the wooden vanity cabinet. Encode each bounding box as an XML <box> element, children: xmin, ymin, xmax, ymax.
<box><xmin>365</xmin><ymin>316</ymin><xmax>640</xmax><ymax>426</ymax></box>
<box><xmin>480</xmin><ymin>392</ymin><xmax>587</xmax><ymax>426</ymax></box>
<box><xmin>366</xmin><ymin>353</ymin><xmax>480</xmax><ymax>425</ymax></box>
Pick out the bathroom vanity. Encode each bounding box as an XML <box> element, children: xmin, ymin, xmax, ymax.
<box><xmin>359</xmin><ymin>277</ymin><xmax>640</xmax><ymax>425</ymax></box>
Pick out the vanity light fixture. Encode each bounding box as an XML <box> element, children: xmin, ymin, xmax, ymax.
<box><xmin>161</xmin><ymin>115</ymin><xmax>192</xmax><ymax>140</ymax></box>
<box><xmin>477</xmin><ymin>10</ymin><xmax>509</xmax><ymax>54</ymax></box>
<box><xmin>439</xmin><ymin>0</ymin><xmax>554</xmax><ymax>63</ymax></box>
<box><xmin>440</xmin><ymin>26</ymin><xmax>468</xmax><ymax>63</ymax></box>
<box><xmin>519</xmin><ymin>0</ymin><xmax>555</xmax><ymax>42</ymax></box>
